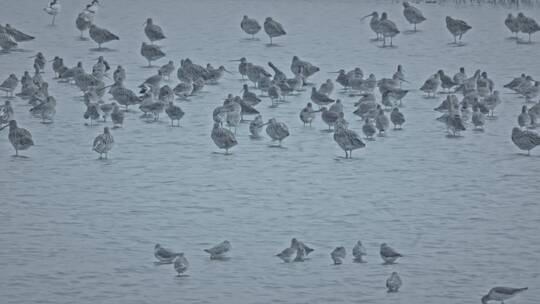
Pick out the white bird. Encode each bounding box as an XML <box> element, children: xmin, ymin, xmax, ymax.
<box><xmin>154</xmin><ymin>244</ymin><xmax>183</xmax><ymax>263</ymax></box>
<box><xmin>173</xmin><ymin>254</ymin><xmax>189</xmax><ymax>276</ymax></box>
<box><xmin>330</xmin><ymin>246</ymin><xmax>346</xmax><ymax>265</ymax></box>
<box><xmin>386</xmin><ymin>272</ymin><xmax>402</xmax><ymax>292</ymax></box>
<box><xmin>44</xmin><ymin>0</ymin><xmax>62</xmax><ymax>25</ymax></box>
<box><xmin>93</xmin><ymin>127</ymin><xmax>114</xmax><ymax>159</ymax></box>
<box><xmin>380</xmin><ymin>243</ymin><xmax>402</xmax><ymax>264</ymax></box>
<box><xmin>482</xmin><ymin>287</ymin><xmax>527</xmax><ymax>304</ymax></box>
<box><xmin>204</xmin><ymin>240</ymin><xmax>231</xmax><ymax>260</ymax></box>
<box><xmin>352</xmin><ymin>241</ymin><xmax>367</xmax><ymax>262</ymax></box>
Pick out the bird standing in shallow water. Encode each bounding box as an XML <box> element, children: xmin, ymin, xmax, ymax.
<box><xmin>446</xmin><ymin>16</ymin><xmax>471</xmax><ymax>44</ymax></box>
<box><xmin>333</xmin><ymin>122</ymin><xmax>365</xmax><ymax>158</ymax></box>
<box><xmin>173</xmin><ymin>254</ymin><xmax>189</xmax><ymax>276</ymax></box>
<box><xmin>89</xmin><ymin>24</ymin><xmax>119</xmax><ymax>50</ymax></box>
<box><xmin>380</xmin><ymin>243</ymin><xmax>402</xmax><ymax>264</ymax></box>
<box><xmin>402</xmin><ymin>2</ymin><xmax>425</xmax><ymax>32</ymax></box>
<box><xmin>330</xmin><ymin>247</ymin><xmax>346</xmax><ymax>265</ymax></box>
<box><xmin>211</xmin><ymin>122</ymin><xmax>237</xmax><ymax>154</ymax></box>
<box><xmin>241</xmin><ymin>15</ymin><xmax>261</xmax><ymax>40</ymax></box>
<box><xmin>352</xmin><ymin>241</ymin><xmax>367</xmax><ymax>262</ymax></box>
<box><xmin>265</xmin><ymin>118</ymin><xmax>289</xmax><ymax>147</ymax></box>
<box><xmin>386</xmin><ymin>272</ymin><xmax>402</xmax><ymax>292</ymax></box>
<box><xmin>44</xmin><ymin>0</ymin><xmax>62</xmax><ymax>25</ymax></box>
<box><xmin>1</xmin><ymin>120</ymin><xmax>33</xmax><ymax>157</ymax></box>
<box><xmin>144</xmin><ymin>18</ymin><xmax>166</xmax><ymax>44</ymax></box>
<box><xmin>93</xmin><ymin>127</ymin><xmax>114</xmax><ymax>159</ymax></box>
<box><xmin>154</xmin><ymin>244</ymin><xmax>182</xmax><ymax>263</ymax></box>
<box><xmin>141</xmin><ymin>42</ymin><xmax>165</xmax><ymax>67</ymax></box>
<box><xmin>511</xmin><ymin>127</ymin><xmax>540</xmax><ymax>155</ymax></box>
<box><xmin>249</xmin><ymin>115</ymin><xmax>264</xmax><ymax>138</ymax></box>
<box><xmin>264</xmin><ymin>17</ymin><xmax>286</xmax><ymax>45</ymax></box>
<box><xmin>300</xmin><ymin>102</ymin><xmax>316</xmax><ymax>127</ymax></box>
<box><xmin>165</xmin><ymin>102</ymin><xmax>184</xmax><ymax>127</ymax></box>
<box><xmin>390</xmin><ymin>107</ymin><xmax>405</xmax><ymax>129</ymax></box>
<box><xmin>204</xmin><ymin>240</ymin><xmax>231</xmax><ymax>260</ymax></box>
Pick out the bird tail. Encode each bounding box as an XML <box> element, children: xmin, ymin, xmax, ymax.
<box><xmin>517</xmin><ymin>287</ymin><xmax>528</xmax><ymax>292</ymax></box>
<box><xmin>203</xmin><ymin>249</ymin><xmax>211</xmax><ymax>254</ymax></box>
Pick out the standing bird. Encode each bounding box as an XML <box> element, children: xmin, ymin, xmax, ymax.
<box><xmin>300</xmin><ymin>102</ymin><xmax>316</xmax><ymax>126</ymax></box>
<box><xmin>0</xmin><ymin>27</ymin><xmax>17</xmax><ymax>51</ymax></box>
<box><xmin>402</xmin><ymin>2</ymin><xmax>426</xmax><ymax>32</ymax></box>
<box><xmin>380</xmin><ymin>243</ymin><xmax>402</xmax><ymax>264</ymax></box>
<box><xmin>276</xmin><ymin>247</ymin><xmax>296</xmax><ymax>263</ymax></box>
<box><xmin>89</xmin><ymin>24</ymin><xmax>119</xmax><ymax>50</ymax></box>
<box><xmin>333</xmin><ymin>122</ymin><xmax>365</xmax><ymax>158</ymax></box>
<box><xmin>518</xmin><ymin>105</ymin><xmax>531</xmax><ymax>129</ymax></box>
<box><xmin>511</xmin><ymin>127</ymin><xmax>540</xmax><ymax>155</ymax></box>
<box><xmin>111</xmin><ymin>103</ymin><xmax>124</xmax><ymax>128</ymax></box>
<box><xmin>173</xmin><ymin>254</ymin><xmax>189</xmax><ymax>276</ymax></box>
<box><xmin>311</xmin><ymin>87</ymin><xmax>334</xmax><ymax>108</ymax></box>
<box><xmin>144</xmin><ymin>18</ymin><xmax>166</xmax><ymax>44</ymax></box>
<box><xmin>481</xmin><ymin>287</ymin><xmax>528</xmax><ymax>304</ymax></box>
<box><xmin>518</xmin><ymin>14</ymin><xmax>540</xmax><ymax>43</ymax></box>
<box><xmin>159</xmin><ymin>61</ymin><xmax>175</xmax><ymax>81</ymax></box>
<box><xmin>484</xmin><ymin>90</ymin><xmax>502</xmax><ymax>117</ymax></box>
<box><xmin>319</xmin><ymin>79</ymin><xmax>334</xmax><ymax>96</ymax></box>
<box><xmin>386</xmin><ymin>272</ymin><xmax>402</xmax><ymax>292</ymax></box>
<box><xmin>390</xmin><ymin>107</ymin><xmax>405</xmax><ymax>129</ymax></box>
<box><xmin>352</xmin><ymin>241</ymin><xmax>367</xmax><ymax>263</ymax></box>
<box><xmin>375</xmin><ymin>107</ymin><xmax>390</xmax><ymax>135</ymax></box>
<box><xmin>264</xmin><ymin>17</ymin><xmax>286</xmax><ymax>45</ymax></box>
<box><xmin>141</xmin><ymin>42</ymin><xmax>165</xmax><ymax>67</ymax></box>
<box><xmin>321</xmin><ymin>107</ymin><xmax>339</xmax><ymax>131</ymax></box>
<box><xmin>75</xmin><ymin>7</ymin><xmax>94</xmax><ymax>39</ymax></box>
<box><xmin>378</xmin><ymin>12</ymin><xmax>400</xmax><ymax>47</ymax></box>
<box><xmin>265</xmin><ymin>118</ymin><xmax>289</xmax><ymax>146</ymax></box>
<box><xmin>362</xmin><ymin>118</ymin><xmax>376</xmax><ymax>140</ymax></box>
<box><xmin>1</xmin><ymin>120</ymin><xmax>33</xmax><ymax>157</ymax></box>
<box><xmin>505</xmin><ymin>13</ymin><xmax>520</xmax><ymax>39</ymax></box>
<box><xmin>249</xmin><ymin>115</ymin><xmax>264</xmax><ymax>138</ymax></box>
<box><xmin>211</xmin><ymin>122</ymin><xmax>237</xmax><ymax>154</ymax></box>
<box><xmin>330</xmin><ymin>247</ymin><xmax>346</xmax><ymax>265</ymax></box>
<box><xmin>44</xmin><ymin>0</ymin><xmax>62</xmax><ymax>25</ymax></box>
<box><xmin>154</xmin><ymin>244</ymin><xmax>183</xmax><ymax>263</ymax></box>
<box><xmin>0</xmin><ymin>101</ymin><xmax>14</xmax><ymax>125</ymax></box>
<box><xmin>361</xmin><ymin>12</ymin><xmax>381</xmax><ymax>40</ymax></box>
<box><xmin>165</xmin><ymin>102</ymin><xmax>184</xmax><ymax>127</ymax></box>
<box><xmin>420</xmin><ymin>73</ymin><xmax>440</xmax><ymax>97</ymax></box>
<box><xmin>241</xmin><ymin>15</ymin><xmax>261</xmax><ymax>39</ymax></box>
<box><xmin>204</xmin><ymin>240</ymin><xmax>231</xmax><ymax>260</ymax></box>
<box><xmin>471</xmin><ymin>106</ymin><xmax>485</xmax><ymax>131</ymax></box>
<box><xmin>93</xmin><ymin>127</ymin><xmax>114</xmax><ymax>159</ymax></box>
<box><xmin>446</xmin><ymin>16</ymin><xmax>471</xmax><ymax>44</ymax></box>
<box><xmin>30</xmin><ymin>95</ymin><xmax>56</xmax><ymax>123</ymax></box>
<box><xmin>5</xmin><ymin>24</ymin><xmax>34</xmax><ymax>42</ymax></box>
<box><xmin>0</xmin><ymin>74</ymin><xmax>19</xmax><ymax>97</ymax></box>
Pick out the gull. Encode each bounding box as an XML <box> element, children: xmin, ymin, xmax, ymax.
<box><xmin>141</xmin><ymin>42</ymin><xmax>165</xmax><ymax>67</ymax></box>
<box><xmin>249</xmin><ymin>115</ymin><xmax>264</xmax><ymax>138</ymax></box>
<box><xmin>265</xmin><ymin>118</ymin><xmax>289</xmax><ymax>146</ymax></box>
<box><xmin>165</xmin><ymin>102</ymin><xmax>184</xmax><ymax>127</ymax></box>
<box><xmin>89</xmin><ymin>24</ymin><xmax>119</xmax><ymax>50</ymax></box>
<box><xmin>173</xmin><ymin>254</ymin><xmax>189</xmax><ymax>276</ymax></box>
<box><xmin>93</xmin><ymin>127</ymin><xmax>114</xmax><ymax>159</ymax></box>
<box><xmin>403</xmin><ymin>2</ymin><xmax>426</xmax><ymax>32</ymax></box>
<box><xmin>44</xmin><ymin>0</ymin><xmax>62</xmax><ymax>25</ymax></box>
<box><xmin>390</xmin><ymin>107</ymin><xmax>405</xmax><ymax>129</ymax></box>
<box><xmin>386</xmin><ymin>272</ymin><xmax>402</xmax><ymax>292</ymax></box>
<box><xmin>144</xmin><ymin>18</ymin><xmax>166</xmax><ymax>43</ymax></box>
<box><xmin>241</xmin><ymin>15</ymin><xmax>261</xmax><ymax>39</ymax></box>
<box><xmin>362</xmin><ymin>118</ymin><xmax>376</xmax><ymax>140</ymax></box>
<box><xmin>159</xmin><ymin>61</ymin><xmax>175</xmax><ymax>81</ymax></box>
<box><xmin>380</xmin><ymin>243</ymin><xmax>402</xmax><ymax>264</ymax></box>
<box><xmin>352</xmin><ymin>241</ymin><xmax>367</xmax><ymax>262</ymax></box>
<box><xmin>154</xmin><ymin>244</ymin><xmax>183</xmax><ymax>263</ymax></box>
<box><xmin>204</xmin><ymin>240</ymin><xmax>231</xmax><ymax>260</ymax></box>
<box><xmin>300</xmin><ymin>102</ymin><xmax>316</xmax><ymax>126</ymax></box>
<box><xmin>446</xmin><ymin>16</ymin><xmax>471</xmax><ymax>44</ymax></box>
<box><xmin>511</xmin><ymin>127</ymin><xmax>540</xmax><ymax>155</ymax></box>
<box><xmin>0</xmin><ymin>120</ymin><xmax>33</xmax><ymax>157</ymax></box>
<box><xmin>482</xmin><ymin>287</ymin><xmax>527</xmax><ymax>304</ymax></box>
<box><xmin>5</xmin><ymin>24</ymin><xmax>34</xmax><ymax>42</ymax></box>
<box><xmin>211</xmin><ymin>122</ymin><xmax>237</xmax><ymax>154</ymax></box>
<box><xmin>264</xmin><ymin>17</ymin><xmax>286</xmax><ymax>45</ymax></box>
<box><xmin>334</xmin><ymin>122</ymin><xmax>365</xmax><ymax>158</ymax></box>
<box><xmin>330</xmin><ymin>247</ymin><xmax>346</xmax><ymax>265</ymax></box>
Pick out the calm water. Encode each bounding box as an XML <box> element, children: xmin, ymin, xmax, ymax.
<box><xmin>1</xmin><ymin>0</ymin><xmax>539</xmax><ymax>303</ymax></box>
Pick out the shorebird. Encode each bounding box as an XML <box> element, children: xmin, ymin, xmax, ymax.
<box><xmin>390</xmin><ymin>107</ymin><xmax>405</xmax><ymax>129</ymax></box>
<box><xmin>265</xmin><ymin>118</ymin><xmax>289</xmax><ymax>146</ymax></box>
<box><xmin>380</xmin><ymin>243</ymin><xmax>402</xmax><ymax>264</ymax></box>
<box><xmin>329</xmin><ymin>99</ymin><xmax>343</xmax><ymax>115</ymax></box>
<box><xmin>378</xmin><ymin>12</ymin><xmax>400</xmax><ymax>47</ymax></box>
<box><xmin>446</xmin><ymin>16</ymin><xmax>471</xmax><ymax>44</ymax></box>
<box><xmin>264</xmin><ymin>17</ymin><xmax>286</xmax><ymax>45</ymax></box>
<box><xmin>333</xmin><ymin>122</ymin><xmax>365</xmax><ymax>158</ymax></box>
<box><xmin>76</xmin><ymin>7</ymin><xmax>95</xmax><ymax>39</ymax></box>
<box><xmin>249</xmin><ymin>115</ymin><xmax>264</xmax><ymax>138</ymax></box>
<box><xmin>4</xmin><ymin>24</ymin><xmax>34</xmax><ymax>42</ymax></box>
<box><xmin>173</xmin><ymin>254</ymin><xmax>189</xmax><ymax>276</ymax></box>
<box><xmin>204</xmin><ymin>240</ymin><xmax>231</xmax><ymax>260</ymax></box>
<box><xmin>44</xmin><ymin>0</ymin><xmax>62</xmax><ymax>25</ymax></box>
<box><xmin>420</xmin><ymin>73</ymin><xmax>440</xmax><ymax>97</ymax></box>
<box><xmin>141</xmin><ymin>42</ymin><xmax>165</xmax><ymax>67</ymax></box>
<box><xmin>362</xmin><ymin>118</ymin><xmax>376</xmax><ymax>140</ymax></box>
<box><xmin>268</xmin><ymin>62</ymin><xmax>287</xmax><ymax>82</ymax></box>
<box><xmin>402</xmin><ymin>2</ymin><xmax>426</xmax><ymax>32</ymax></box>
<box><xmin>299</xmin><ymin>102</ymin><xmax>316</xmax><ymax>126</ymax></box>
<box><xmin>320</xmin><ymin>107</ymin><xmax>339</xmax><ymax>131</ymax></box>
<box><xmin>453</xmin><ymin>67</ymin><xmax>467</xmax><ymax>85</ymax></box>
<box><xmin>438</xmin><ymin>70</ymin><xmax>457</xmax><ymax>92</ymax></box>
<box><xmin>505</xmin><ymin>13</ymin><xmax>520</xmax><ymax>39</ymax></box>
<box><xmin>231</xmin><ymin>57</ymin><xmax>248</xmax><ymax>80</ymax></box>
<box><xmin>165</xmin><ymin>102</ymin><xmax>184</xmax><ymax>127</ymax></box>
<box><xmin>311</xmin><ymin>87</ymin><xmax>334</xmax><ymax>108</ymax></box>
<box><xmin>1</xmin><ymin>120</ymin><xmax>33</xmax><ymax>157</ymax></box>
<box><xmin>511</xmin><ymin>127</ymin><xmax>540</xmax><ymax>155</ymax></box>
<box><xmin>276</xmin><ymin>247</ymin><xmax>296</xmax><ymax>263</ymax></box>
<box><xmin>174</xmin><ymin>79</ymin><xmax>193</xmax><ymax>99</ymax></box>
<box><xmin>361</xmin><ymin>12</ymin><xmax>381</xmax><ymax>40</ymax></box>
<box><xmin>0</xmin><ymin>101</ymin><xmax>14</xmax><ymax>125</ymax></box>
<box><xmin>89</xmin><ymin>24</ymin><xmax>119</xmax><ymax>50</ymax></box>
<box><xmin>93</xmin><ymin>127</ymin><xmax>114</xmax><ymax>159</ymax></box>
<box><xmin>517</xmin><ymin>13</ymin><xmax>540</xmax><ymax>43</ymax></box>
<box><xmin>111</xmin><ymin>103</ymin><xmax>124</xmax><ymax>128</ymax></box>
<box><xmin>484</xmin><ymin>90</ymin><xmax>502</xmax><ymax>117</ymax></box>
<box><xmin>241</xmin><ymin>15</ymin><xmax>261</xmax><ymax>39</ymax></box>
<box><xmin>330</xmin><ymin>247</ymin><xmax>346</xmax><ymax>265</ymax></box>
<box><xmin>290</xmin><ymin>238</ymin><xmax>314</xmax><ymax>257</ymax></box>
<box><xmin>518</xmin><ymin>105</ymin><xmax>531</xmax><ymax>129</ymax></box>
<box><xmin>0</xmin><ymin>74</ymin><xmax>18</xmax><ymax>97</ymax></box>
<box><xmin>472</xmin><ymin>106</ymin><xmax>485</xmax><ymax>130</ymax></box>
<box><xmin>375</xmin><ymin>107</ymin><xmax>390</xmax><ymax>135</ymax></box>
<box><xmin>319</xmin><ymin>79</ymin><xmax>334</xmax><ymax>96</ymax></box>
<box><xmin>291</xmin><ymin>56</ymin><xmax>320</xmax><ymax>81</ymax></box>
<box><xmin>144</xmin><ymin>18</ymin><xmax>166</xmax><ymax>43</ymax></box>
<box><xmin>0</xmin><ymin>27</ymin><xmax>17</xmax><ymax>51</ymax></box>
<box><xmin>159</xmin><ymin>85</ymin><xmax>174</xmax><ymax>103</ymax></box>
<box><xmin>159</xmin><ymin>61</ymin><xmax>175</xmax><ymax>81</ymax></box>
<box><xmin>211</xmin><ymin>122</ymin><xmax>237</xmax><ymax>154</ymax></box>
<box><xmin>154</xmin><ymin>244</ymin><xmax>183</xmax><ymax>263</ymax></box>
<box><xmin>113</xmin><ymin>65</ymin><xmax>126</xmax><ymax>83</ymax></box>
<box><xmin>481</xmin><ymin>287</ymin><xmax>527</xmax><ymax>304</ymax></box>
<box><xmin>30</xmin><ymin>95</ymin><xmax>56</xmax><ymax>123</ymax></box>
<box><xmin>352</xmin><ymin>241</ymin><xmax>367</xmax><ymax>262</ymax></box>
<box><xmin>386</xmin><ymin>272</ymin><xmax>402</xmax><ymax>292</ymax></box>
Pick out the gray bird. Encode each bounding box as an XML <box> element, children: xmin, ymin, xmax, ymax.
<box><xmin>154</xmin><ymin>244</ymin><xmax>183</xmax><ymax>263</ymax></box>
<box><xmin>211</xmin><ymin>122</ymin><xmax>237</xmax><ymax>154</ymax></box>
<box><xmin>204</xmin><ymin>240</ymin><xmax>231</xmax><ymax>260</ymax></box>
<box><xmin>89</xmin><ymin>24</ymin><xmax>119</xmax><ymax>50</ymax></box>
<box><xmin>446</xmin><ymin>16</ymin><xmax>471</xmax><ymax>44</ymax></box>
<box><xmin>334</xmin><ymin>122</ymin><xmax>365</xmax><ymax>158</ymax></box>
<box><xmin>165</xmin><ymin>102</ymin><xmax>184</xmax><ymax>127</ymax></box>
<box><xmin>353</xmin><ymin>241</ymin><xmax>367</xmax><ymax>262</ymax></box>
<box><xmin>241</xmin><ymin>15</ymin><xmax>261</xmax><ymax>39</ymax></box>
<box><xmin>264</xmin><ymin>17</ymin><xmax>286</xmax><ymax>45</ymax></box>
<box><xmin>276</xmin><ymin>247</ymin><xmax>296</xmax><ymax>263</ymax></box>
<box><xmin>93</xmin><ymin>127</ymin><xmax>114</xmax><ymax>159</ymax></box>
<box><xmin>511</xmin><ymin>127</ymin><xmax>540</xmax><ymax>155</ymax></box>
<box><xmin>380</xmin><ymin>243</ymin><xmax>402</xmax><ymax>264</ymax></box>
<box><xmin>265</xmin><ymin>118</ymin><xmax>289</xmax><ymax>146</ymax></box>
<box><xmin>402</xmin><ymin>2</ymin><xmax>425</xmax><ymax>32</ymax></box>
<box><xmin>173</xmin><ymin>254</ymin><xmax>189</xmax><ymax>276</ymax></box>
<box><xmin>482</xmin><ymin>287</ymin><xmax>527</xmax><ymax>304</ymax></box>
<box><xmin>144</xmin><ymin>18</ymin><xmax>166</xmax><ymax>43</ymax></box>
<box><xmin>0</xmin><ymin>120</ymin><xmax>33</xmax><ymax>157</ymax></box>
<box><xmin>141</xmin><ymin>42</ymin><xmax>165</xmax><ymax>67</ymax></box>
<box><xmin>386</xmin><ymin>272</ymin><xmax>402</xmax><ymax>292</ymax></box>
<box><xmin>390</xmin><ymin>107</ymin><xmax>405</xmax><ymax>129</ymax></box>
<box><xmin>331</xmin><ymin>246</ymin><xmax>346</xmax><ymax>265</ymax></box>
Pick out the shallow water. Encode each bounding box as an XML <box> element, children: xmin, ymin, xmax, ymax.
<box><xmin>1</xmin><ymin>0</ymin><xmax>540</xmax><ymax>303</ymax></box>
